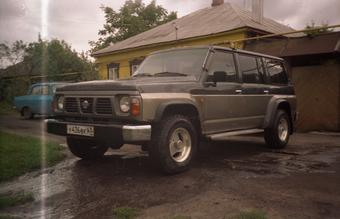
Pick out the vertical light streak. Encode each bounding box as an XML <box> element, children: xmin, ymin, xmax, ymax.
<box><xmin>41</xmin><ymin>0</ymin><xmax>49</xmax><ymax>39</ymax></box>
<box><xmin>40</xmin><ymin>0</ymin><xmax>49</xmax><ymax>218</ymax></box>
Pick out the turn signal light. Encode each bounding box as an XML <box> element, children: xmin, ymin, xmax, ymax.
<box><xmin>131</xmin><ymin>98</ymin><xmax>140</xmax><ymax>116</ymax></box>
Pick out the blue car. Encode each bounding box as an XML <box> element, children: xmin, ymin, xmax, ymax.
<box><xmin>14</xmin><ymin>82</ymin><xmax>69</xmax><ymax>119</ymax></box>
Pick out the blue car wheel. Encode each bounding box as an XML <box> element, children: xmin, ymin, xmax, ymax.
<box><xmin>22</xmin><ymin>107</ymin><xmax>34</xmax><ymax>119</ymax></box>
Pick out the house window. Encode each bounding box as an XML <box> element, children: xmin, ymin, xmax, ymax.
<box><xmin>129</xmin><ymin>57</ymin><xmax>145</xmax><ymax>75</ymax></box>
<box><xmin>131</xmin><ymin>64</ymin><xmax>140</xmax><ymax>75</ymax></box>
<box><xmin>107</xmin><ymin>62</ymin><xmax>120</xmax><ymax>80</ymax></box>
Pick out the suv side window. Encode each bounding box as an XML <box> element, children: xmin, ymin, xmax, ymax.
<box><xmin>265</xmin><ymin>59</ymin><xmax>288</xmax><ymax>84</ymax></box>
<box><xmin>238</xmin><ymin>55</ymin><xmax>263</xmax><ymax>84</ymax></box>
<box><xmin>207</xmin><ymin>51</ymin><xmax>237</xmax><ymax>82</ymax></box>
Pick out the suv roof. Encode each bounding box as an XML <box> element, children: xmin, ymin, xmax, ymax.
<box><xmin>151</xmin><ymin>46</ymin><xmax>283</xmax><ymax>61</ymax></box>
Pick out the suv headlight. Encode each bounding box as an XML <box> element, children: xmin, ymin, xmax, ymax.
<box><xmin>57</xmin><ymin>96</ymin><xmax>64</xmax><ymax>110</ymax></box>
<box><xmin>119</xmin><ymin>96</ymin><xmax>130</xmax><ymax>113</ymax></box>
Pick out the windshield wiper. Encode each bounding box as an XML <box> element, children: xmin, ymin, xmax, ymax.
<box><xmin>154</xmin><ymin>72</ymin><xmax>188</xmax><ymax>77</ymax></box>
<box><xmin>133</xmin><ymin>73</ymin><xmax>153</xmax><ymax>77</ymax></box>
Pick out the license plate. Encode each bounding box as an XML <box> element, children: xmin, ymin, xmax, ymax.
<box><xmin>67</xmin><ymin>125</ymin><xmax>94</xmax><ymax>137</ymax></box>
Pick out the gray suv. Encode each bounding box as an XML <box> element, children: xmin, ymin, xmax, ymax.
<box><xmin>47</xmin><ymin>46</ymin><xmax>297</xmax><ymax>173</ymax></box>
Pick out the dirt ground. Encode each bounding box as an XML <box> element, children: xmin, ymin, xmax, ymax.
<box><xmin>1</xmin><ymin>115</ymin><xmax>340</xmax><ymax>219</ymax></box>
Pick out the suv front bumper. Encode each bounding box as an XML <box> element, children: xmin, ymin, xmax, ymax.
<box><xmin>45</xmin><ymin>119</ymin><xmax>151</xmax><ymax>142</ymax></box>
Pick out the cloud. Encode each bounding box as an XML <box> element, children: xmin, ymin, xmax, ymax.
<box><xmin>0</xmin><ymin>0</ymin><xmax>26</xmax><ymax>19</ymax></box>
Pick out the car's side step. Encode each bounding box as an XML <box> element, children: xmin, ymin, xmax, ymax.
<box><xmin>208</xmin><ymin>129</ymin><xmax>264</xmax><ymax>140</ymax></box>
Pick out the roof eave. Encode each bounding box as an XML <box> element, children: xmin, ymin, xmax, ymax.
<box><xmin>92</xmin><ymin>27</ymin><xmax>249</xmax><ymax>58</ymax></box>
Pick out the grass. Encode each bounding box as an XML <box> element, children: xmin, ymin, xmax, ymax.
<box><xmin>0</xmin><ymin>101</ymin><xmax>16</xmax><ymax>116</ymax></box>
<box><xmin>0</xmin><ymin>131</ymin><xmax>65</xmax><ymax>182</ymax></box>
<box><xmin>0</xmin><ymin>192</ymin><xmax>34</xmax><ymax>210</ymax></box>
<box><xmin>226</xmin><ymin>209</ymin><xmax>267</xmax><ymax>219</ymax></box>
<box><xmin>113</xmin><ymin>207</ymin><xmax>140</xmax><ymax>219</ymax></box>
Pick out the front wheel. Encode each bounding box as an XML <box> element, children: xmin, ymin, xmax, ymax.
<box><xmin>149</xmin><ymin>115</ymin><xmax>198</xmax><ymax>174</ymax></box>
<box><xmin>67</xmin><ymin>137</ymin><xmax>108</xmax><ymax>159</ymax></box>
<box><xmin>264</xmin><ymin>110</ymin><xmax>291</xmax><ymax>149</ymax></box>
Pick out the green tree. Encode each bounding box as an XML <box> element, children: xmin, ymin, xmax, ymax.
<box><xmin>0</xmin><ymin>39</ymin><xmax>97</xmax><ymax>102</ymax></box>
<box><xmin>303</xmin><ymin>21</ymin><xmax>334</xmax><ymax>37</ymax></box>
<box><xmin>23</xmin><ymin>39</ymin><xmax>96</xmax><ymax>81</ymax></box>
<box><xmin>89</xmin><ymin>0</ymin><xmax>177</xmax><ymax>52</ymax></box>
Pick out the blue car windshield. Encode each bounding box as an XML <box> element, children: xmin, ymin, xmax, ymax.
<box><xmin>133</xmin><ymin>48</ymin><xmax>208</xmax><ymax>79</ymax></box>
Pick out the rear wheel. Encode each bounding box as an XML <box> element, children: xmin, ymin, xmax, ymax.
<box><xmin>149</xmin><ymin>115</ymin><xmax>198</xmax><ymax>174</ymax></box>
<box><xmin>264</xmin><ymin>110</ymin><xmax>291</xmax><ymax>149</ymax></box>
<box><xmin>22</xmin><ymin>107</ymin><xmax>34</xmax><ymax>119</ymax></box>
<box><xmin>67</xmin><ymin>137</ymin><xmax>108</xmax><ymax>159</ymax></box>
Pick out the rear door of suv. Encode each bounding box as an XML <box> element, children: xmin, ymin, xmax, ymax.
<box><xmin>236</xmin><ymin>53</ymin><xmax>272</xmax><ymax>128</ymax></box>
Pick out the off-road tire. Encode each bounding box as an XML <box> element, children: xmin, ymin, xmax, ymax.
<box><xmin>22</xmin><ymin>107</ymin><xmax>34</xmax><ymax>119</ymax></box>
<box><xmin>67</xmin><ymin>137</ymin><xmax>108</xmax><ymax>159</ymax></box>
<box><xmin>264</xmin><ymin>110</ymin><xmax>291</xmax><ymax>149</ymax></box>
<box><xmin>149</xmin><ymin>115</ymin><xmax>198</xmax><ymax>174</ymax></box>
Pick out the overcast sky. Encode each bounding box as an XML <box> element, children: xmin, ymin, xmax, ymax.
<box><xmin>1</xmin><ymin>0</ymin><xmax>339</xmax><ymax>53</ymax></box>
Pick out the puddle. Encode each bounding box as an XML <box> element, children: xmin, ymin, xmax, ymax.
<box><xmin>224</xmin><ymin>147</ymin><xmax>340</xmax><ymax>177</ymax></box>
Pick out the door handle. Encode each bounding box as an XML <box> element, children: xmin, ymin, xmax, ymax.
<box><xmin>235</xmin><ymin>89</ymin><xmax>242</xmax><ymax>94</ymax></box>
<box><xmin>264</xmin><ymin>90</ymin><xmax>269</xmax><ymax>94</ymax></box>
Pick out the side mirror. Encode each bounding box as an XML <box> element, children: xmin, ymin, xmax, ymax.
<box><xmin>213</xmin><ymin>71</ymin><xmax>226</xmax><ymax>83</ymax></box>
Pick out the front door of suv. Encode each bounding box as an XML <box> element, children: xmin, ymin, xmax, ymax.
<box><xmin>236</xmin><ymin>54</ymin><xmax>271</xmax><ymax>128</ymax></box>
<box><xmin>195</xmin><ymin>50</ymin><xmax>246</xmax><ymax>134</ymax></box>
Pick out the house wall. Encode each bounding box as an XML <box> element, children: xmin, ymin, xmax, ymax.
<box><xmin>292</xmin><ymin>64</ymin><xmax>340</xmax><ymax>131</ymax></box>
<box><xmin>95</xmin><ymin>30</ymin><xmax>246</xmax><ymax>79</ymax></box>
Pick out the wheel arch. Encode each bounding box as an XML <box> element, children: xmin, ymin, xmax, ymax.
<box><xmin>20</xmin><ymin>106</ymin><xmax>29</xmax><ymax>116</ymax></box>
<box><xmin>263</xmin><ymin>99</ymin><xmax>293</xmax><ymax>134</ymax></box>
<box><xmin>154</xmin><ymin>101</ymin><xmax>202</xmax><ymax>134</ymax></box>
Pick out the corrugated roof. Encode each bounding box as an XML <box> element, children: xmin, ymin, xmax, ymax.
<box><xmin>93</xmin><ymin>2</ymin><xmax>295</xmax><ymax>56</ymax></box>
<box><xmin>244</xmin><ymin>32</ymin><xmax>340</xmax><ymax>57</ymax></box>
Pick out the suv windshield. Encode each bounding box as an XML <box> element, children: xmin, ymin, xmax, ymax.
<box><xmin>133</xmin><ymin>48</ymin><xmax>208</xmax><ymax>78</ymax></box>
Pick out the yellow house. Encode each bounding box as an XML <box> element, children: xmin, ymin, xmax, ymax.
<box><xmin>92</xmin><ymin>0</ymin><xmax>294</xmax><ymax>80</ymax></box>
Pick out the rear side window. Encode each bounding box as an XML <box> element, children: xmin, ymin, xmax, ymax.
<box><xmin>238</xmin><ymin>55</ymin><xmax>263</xmax><ymax>83</ymax></box>
<box><xmin>265</xmin><ymin>59</ymin><xmax>288</xmax><ymax>84</ymax></box>
<box><xmin>207</xmin><ymin>51</ymin><xmax>237</xmax><ymax>82</ymax></box>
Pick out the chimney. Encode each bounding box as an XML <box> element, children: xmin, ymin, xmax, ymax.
<box><xmin>252</xmin><ymin>0</ymin><xmax>264</xmax><ymax>23</ymax></box>
<box><xmin>212</xmin><ymin>0</ymin><xmax>224</xmax><ymax>7</ymax></box>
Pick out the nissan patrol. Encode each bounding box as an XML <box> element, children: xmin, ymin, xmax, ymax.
<box><xmin>46</xmin><ymin>46</ymin><xmax>297</xmax><ymax>173</ymax></box>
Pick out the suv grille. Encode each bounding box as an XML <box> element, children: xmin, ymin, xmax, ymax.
<box><xmin>64</xmin><ymin>97</ymin><xmax>79</xmax><ymax>113</ymax></box>
<box><xmin>64</xmin><ymin>97</ymin><xmax>113</xmax><ymax>115</ymax></box>
<box><xmin>96</xmin><ymin>98</ymin><xmax>112</xmax><ymax>114</ymax></box>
